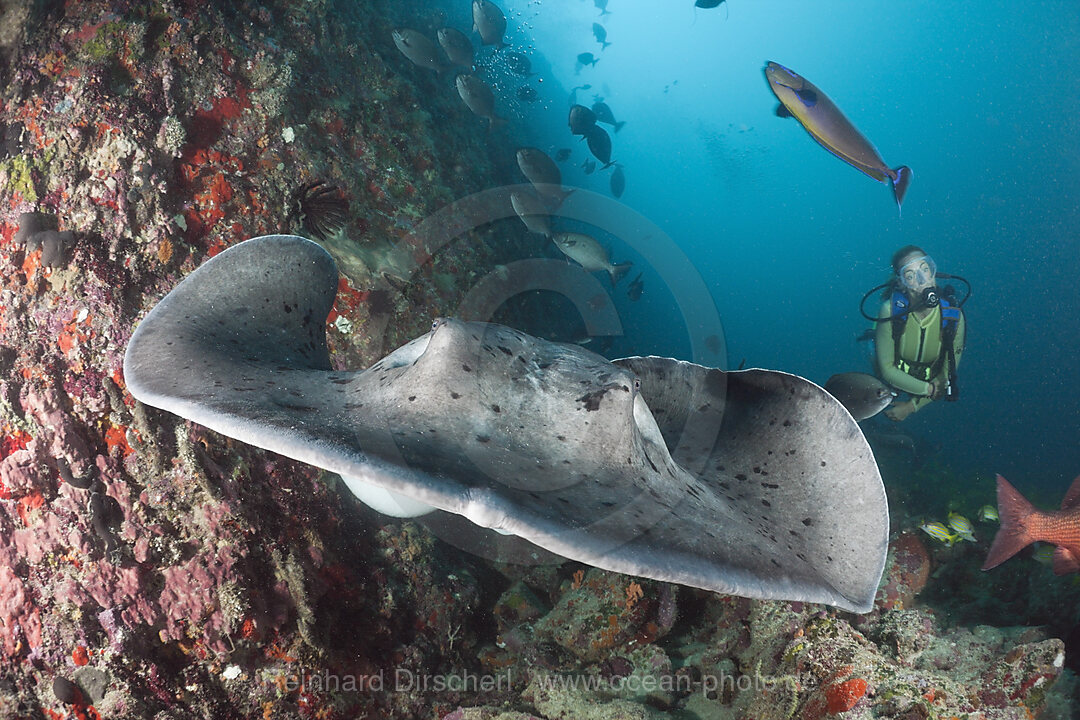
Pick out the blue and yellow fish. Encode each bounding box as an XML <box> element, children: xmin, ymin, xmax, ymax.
<box><xmin>920</xmin><ymin>521</ymin><xmax>958</xmax><ymax>547</ymax></box>
<box><xmin>947</xmin><ymin>512</ymin><xmax>977</xmax><ymax>542</ymax></box>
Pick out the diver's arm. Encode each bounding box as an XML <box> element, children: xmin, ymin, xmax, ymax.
<box><xmin>952</xmin><ymin>312</ymin><xmax>966</xmax><ymax>367</ymax></box>
<box><xmin>875</xmin><ymin>301</ymin><xmax>933</xmax><ymax>396</ymax></box>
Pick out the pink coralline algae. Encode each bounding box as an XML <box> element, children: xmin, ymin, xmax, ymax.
<box><xmin>0</xmin><ymin>562</ymin><xmax>41</xmax><ymax>657</ymax></box>
<box><xmin>157</xmin><ymin>543</ymin><xmax>241</xmax><ymax>654</ymax></box>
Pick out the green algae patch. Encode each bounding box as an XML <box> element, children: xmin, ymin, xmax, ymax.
<box><xmin>1</xmin><ymin>147</ymin><xmax>55</xmax><ymax>204</ymax></box>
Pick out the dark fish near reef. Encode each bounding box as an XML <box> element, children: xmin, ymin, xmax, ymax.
<box><xmin>984</xmin><ymin>474</ymin><xmax>1080</xmax><ymax>574</ymax></box>
<box><xmin>764</xmin><ymin>61</ymin><xmax>912</xmax><ymax>214</ymax></box>
<box><xmin>517</xmin><ymin>147</ymin><xmax>571</xmax><ymax>206</ymax></box>
<box><xmin>505</xmin><ymin>51</ymin><xmax>535</xmax><ymax>76</ymax></box>
<box><xmin>510</xmin><ymin>190</ymin><xmax>552</xmax><ymax>236</ymax></box>
<box><xmin>584</xmin><ymin>124</ymin><xmax>614</xmax><ymax>168</ymax></box>
<box><xmin>594</xmin><ymin>0</ymin><xmax>611</xmax><ymax>16</ymax></box>
<box><xmin>437</xmin><ymin>27</ymin><xmax>474</xmax><ymax>68</ymax></box>
<box><xmin>392</xmin><ymin>29</ymin><xmax>446</xmax><ymax>72</ymax></box>
<box><xmin>516</xmin><ymin>85</ymin><xmax>539</xmax><ymax>102</ymax></box>
<box><xmin>592</xmin><ymin>23</ymin><xmax>611</xmax><ymax>50</ymax></box>
<box><xmin>610</xmin><ymin>164</ymin><xmax>625</xmax><ymax>198</ymax></box>
<box><xmin>696</xmin><ymin>0</ymin><xmax>726</xmax><ymax>8</ymax></box>
<box><xmin>592</xmin><ymin>101</ymin><xmax>625</xmax><ymax>133</ymax></box>
<box><xmin>555</xmin><ymin>148</ymin><xmax>572</xmax><ymax>162</ymax></box>
<box><xmin>473</xmin><ymin>0</ymin><xmax>508</xmax><ymax>49</ymax></box>
<box><xmin>456</xmin><ymin>74</ymin><xmax>505</xmax><ymax>128</ymax></box>
<box><xmin>823</xmin><ymin>372</ymin><xmax>895</xmax><ymax>421</ymax></box>
<box><xmin>626</xmin><ymin>272</ymin><xmax>643</xmax><ymax>301</ymax></box>
<box><xmin>569</xmin><ymin>104</ymin><xmax>598</xmax><ymax>135</ymax></box>
<box><xmin>577</xmin><ymin>52</ymin><xmax>599</xmax><ymax>70</ymax></box>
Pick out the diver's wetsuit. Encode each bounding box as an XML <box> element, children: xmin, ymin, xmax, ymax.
<box><xmin>875</xmin><ymin>300</ymin><xmax>966</xmax><ymax>414</ymax></box>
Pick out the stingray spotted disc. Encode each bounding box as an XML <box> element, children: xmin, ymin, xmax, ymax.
<box><xmin>123</xmin><ymin>235</ymin><xmax>888</xmax><ymax>612</ymax></box>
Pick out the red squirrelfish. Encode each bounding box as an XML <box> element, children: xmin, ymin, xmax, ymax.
<box><xmin>982</xmin><ymin>474</ymin><xmax>1080</xmax><ymax>574</ymax></box>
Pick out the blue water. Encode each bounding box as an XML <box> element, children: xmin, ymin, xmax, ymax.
<box><xmin>435</xmin><ymin>0</ymin><xmax>1080</xmax><ymax>495</ymax></box>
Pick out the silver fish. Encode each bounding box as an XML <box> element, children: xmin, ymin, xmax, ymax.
<box><xmin>456</xmin><ymin>74</ymin><xmax>504</xmax><ymax>128</ymax></box>
<box><xmin>824</xmin><ymin>372</ymin><xmax>896</xmax><ymax>421</ymax></box>
<box><xmin>392</xmin><ymin>29</ymin><xmax>446</xmax><ymax>72</ymax></box>
<box><xmin>510</xmin><ymin>190</ymin><xmax>552</xmax><ymax>236</ymax></box>
<box><xmin>472</xmin><ymin>0</ymin><xmax>508</xmax><ymax>49</ymax></box>
<box><xmin>516</xmin><ymin>147</ymin><xmax>571</xmax><ymax>206</ymax></box>
<box><xmin>437</xmin><ymin>27</ymin><xmax>474</xmax><ymax>68</ymax></box>
<box><xmin>552</xmin><ymin>232</ymin><xmax>632</xmax><ymax>286</ymax></box>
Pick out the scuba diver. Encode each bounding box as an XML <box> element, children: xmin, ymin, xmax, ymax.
<box><xmin>859</xmin><ymin>245</ymin><xmax>969</xmax><ymax>422</ymax></box>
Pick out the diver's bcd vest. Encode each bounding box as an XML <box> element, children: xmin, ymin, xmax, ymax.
<box><xmin>889</xmin><ymin>289</ymin><xmax>962</xmax><ymax>400</ymax></box>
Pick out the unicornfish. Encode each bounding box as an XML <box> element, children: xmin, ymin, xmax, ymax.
<box><xmin>764</xmin><ymin>61</ymin><xmax>912</xmax><ymax>214</ymax></box>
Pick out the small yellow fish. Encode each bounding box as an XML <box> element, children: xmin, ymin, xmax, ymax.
<box><xmin>1031</xmin><ymin>543</ymin><xmax>1056</xmax><ymax>566</ymax></box>
<box><xmin>978</xmin><ymin>504</ymin><xmax>999</xmax><ymax>522</ymax></box>
<box><xmin>920</xmin><ymin>521</ymin><xmax>958</xmax><ymax>547</ymax></box>
<box><xmin>947</xmin><ymin>512</ymin><xmax>977</xmax><ymax>542</ymax></box>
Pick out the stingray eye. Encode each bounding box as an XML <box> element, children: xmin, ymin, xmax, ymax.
<box><xmin>633</xmin><ymin>378</ymin><xmax>641</xmax><ymax>392</ymax></box>
<box><xmin>432</xmin><ymin>320</ymin><xmax>439</xmax><ymax>331</ymax></box>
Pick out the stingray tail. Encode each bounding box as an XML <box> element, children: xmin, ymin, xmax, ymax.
<box><xmin>982</xmin><ymin>474</ymin><xmax>1039</xmax><ymax>570</ymax></box>
<box><xmin>891</xmin><ymin>165</ymin><xmax>912</xmax><ymax>215</ymax></box>
<box><xmin>609</xmin><ymin>261</ymin><xmax>632</xmax><ymax>287</ymax></box>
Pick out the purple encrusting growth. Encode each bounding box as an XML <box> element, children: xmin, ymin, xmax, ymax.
<box><xmin>0</xmin><ymin>0</ymin><xmax>1076</xmax><ymax>718</ymax></box>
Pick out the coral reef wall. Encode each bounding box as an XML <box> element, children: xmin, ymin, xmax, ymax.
<box><xmin>0</xmin><ymin>0</ymin><xmax>531</xmax><ymax>717</ymax></box>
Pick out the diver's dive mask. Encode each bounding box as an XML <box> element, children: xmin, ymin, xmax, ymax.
<box><xmin>897</xmin><ymin>255</ymin><xmax>937</xmax><ymax>291</ymax></box>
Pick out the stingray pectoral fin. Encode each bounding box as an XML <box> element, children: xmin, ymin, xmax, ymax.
<box><xmin>125</xmin><ymin>234</ymin><xmax>886</xmax><ymax>613</ymax></box>
<box><xmin>612</xmin><ymin>357</ymin><xmax>890</xmax><ymax>613</ymax></box>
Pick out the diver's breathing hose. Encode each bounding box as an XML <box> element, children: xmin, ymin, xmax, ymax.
<box><xmin>858</xmin><ymin>272</ymin><xmax>971</xmax><ymax>323</ymax></box>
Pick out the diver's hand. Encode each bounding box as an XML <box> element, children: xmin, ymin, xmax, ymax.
<box><xmin>928</xmin><ymin>380</ymin><xmax>948</xmax><ymax>401</ymax></box>
<box><xmin>884</xmin><ymin>400</ymin><xmax>916</xmax><ymax>422</ymax></box>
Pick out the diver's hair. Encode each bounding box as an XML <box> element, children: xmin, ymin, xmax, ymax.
<box><xmin>891</xmin><ymin>245</ymin><xmax>926</xmax><ymax>274</ymax></box>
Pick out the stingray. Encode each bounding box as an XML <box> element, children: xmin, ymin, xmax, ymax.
<box><xmin>123</xmin><ymin>235</ymin><xmax>888</xmax><ymax>612</ymax></box>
